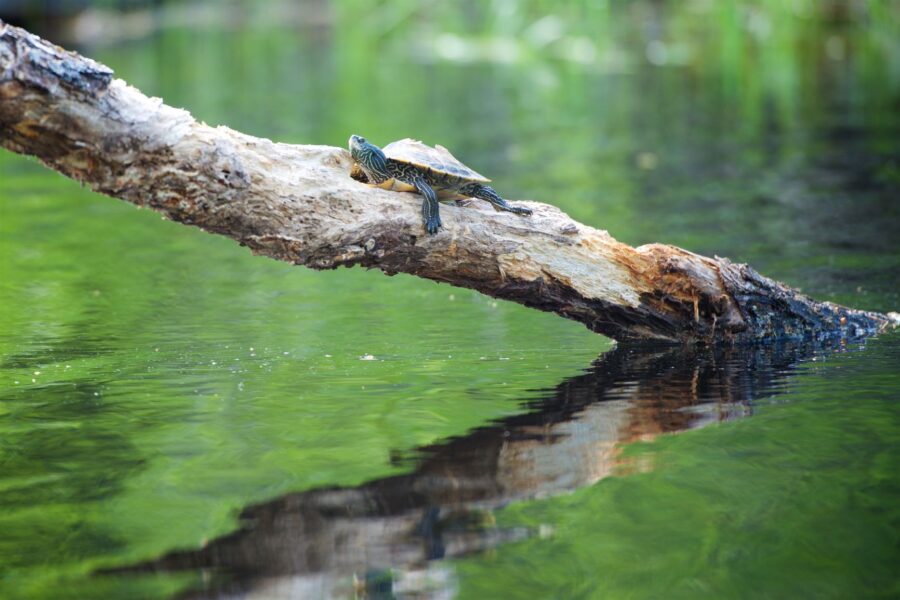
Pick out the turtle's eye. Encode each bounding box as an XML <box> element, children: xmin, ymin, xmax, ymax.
<box><xmin>358</xmin><ymin>137</ymin><xmax>366</xmax><ymax>144</ymax></box>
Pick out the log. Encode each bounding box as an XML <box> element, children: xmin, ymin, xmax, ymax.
<box><xmin>0</xmin><ymin>22</ymin><xmax>895</xmax><ymax>344</ymax></box>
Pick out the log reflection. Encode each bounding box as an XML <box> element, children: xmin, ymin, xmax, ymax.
<box><xmin>121</xmin><ymin>341</ymin><xmax>840</xmax><ymax>598</ymax></box>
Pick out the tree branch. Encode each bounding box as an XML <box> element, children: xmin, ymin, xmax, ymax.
<box><xmin>0</xmin><ymin>22</ymin><xmax>895</xmax><ymax>343</ymax></box>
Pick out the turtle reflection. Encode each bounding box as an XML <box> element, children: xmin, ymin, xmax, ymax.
<box><xmin>112</xmin><ymin>340</ymin><xmax>849</xmax><ymax>599</ymax></box>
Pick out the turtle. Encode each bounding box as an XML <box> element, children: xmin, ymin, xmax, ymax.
<box><xmin>348</xmin><ymin>135</ymin><xmax>533</xmax><ymax>234</ymax></box>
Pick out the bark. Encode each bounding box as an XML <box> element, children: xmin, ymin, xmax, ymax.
<box><xmin>0</xmin><ymin>22</ymin><xmax>895</xmax><ymax>343</ymax></box>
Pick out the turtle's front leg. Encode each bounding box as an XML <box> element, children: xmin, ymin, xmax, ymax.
<box><xmin>460</xmin><ymin>183</ymin><xmax>532</xmax><ymax>216</ymax></box>
<box><xmin>414</xmin><ymin>178</ymin><xmax>442</xmax><ymax>234</ymax></box>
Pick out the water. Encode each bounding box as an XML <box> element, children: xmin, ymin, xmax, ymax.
<box><xmin>1</xmin><ymin>2</ymin><xmax>899</xmax><ymax>599</ymax></box>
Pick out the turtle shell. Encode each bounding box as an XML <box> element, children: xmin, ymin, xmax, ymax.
<box><xmin>382</xmin><ymin>139</ymin><xmax>491</xmax><ymax>183</ymax></box>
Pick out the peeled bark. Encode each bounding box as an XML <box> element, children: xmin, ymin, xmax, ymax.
<box><xmin>0</xmin><ymin>22</ymin><xmax>895</xmax><ymax>343</ymax></box>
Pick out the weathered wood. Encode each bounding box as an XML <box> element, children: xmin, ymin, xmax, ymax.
<box><xmin>0</xmin><ymin>22</ymin><xmax>895</xmax><ymax>343</ymax></box>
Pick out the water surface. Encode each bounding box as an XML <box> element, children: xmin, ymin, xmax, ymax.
<box><xmin>1</xmin><ymin>3</ymin><xmax>898</xmax><ymax>599</ymax></box>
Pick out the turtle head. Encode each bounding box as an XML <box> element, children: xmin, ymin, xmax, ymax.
<box><xmin>349</xmin><ymin>135</ymin><xmax>389</xmax><ymax>182</ymax></box>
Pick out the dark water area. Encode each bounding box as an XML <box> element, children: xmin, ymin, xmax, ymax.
<box><xmin>1</xmin><ymin>2</ymin><xmax>899</xmax><ymax>599</ymax></box>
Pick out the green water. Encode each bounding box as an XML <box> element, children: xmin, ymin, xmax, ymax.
<box><xmin>1</xmin><ymin>2</ymin><xmax>899</xmax><ymax>599</ymax></box>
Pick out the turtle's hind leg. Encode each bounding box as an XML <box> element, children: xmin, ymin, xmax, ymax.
<box><xmin>460</xmin><ymin>183</ymin><xmax>532</xmax><ymax>216</ymax></box>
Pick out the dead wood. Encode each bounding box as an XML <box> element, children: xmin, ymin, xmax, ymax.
<box><xmin>0</xmin><ymin>22</ymin><xmax>895</xmax><ymax>343</ymax></box>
